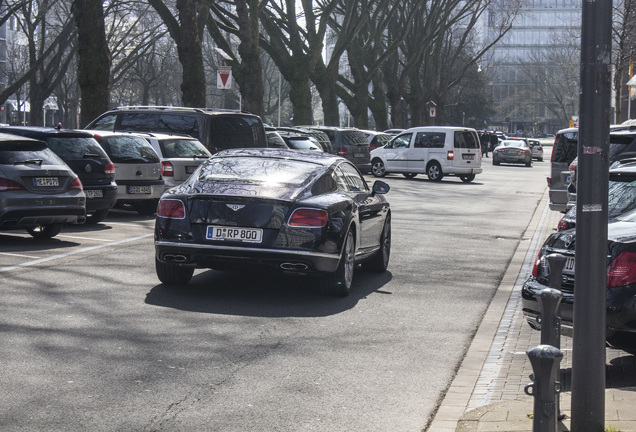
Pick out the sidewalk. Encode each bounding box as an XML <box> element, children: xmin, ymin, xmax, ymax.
<box><xmin>427</xmin><ymin>188</ymin><xmax>636</xmax><ymax>432</ymax></box>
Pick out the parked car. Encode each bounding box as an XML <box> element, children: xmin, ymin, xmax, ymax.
<box><xmin>277</xmin><ymin>131</ymin><xmax>323</xmax><ymax>151</ymax></box>
<box><xmin>548</xmin><ymin>127</ymin><xmax>578</xmax><ymax>212</ymax></box>
<box><xmin>298</xmin><ymin>126</ymin><xmax>371</xmax><ymax>173</ymax></box>
<box><xmin>370</xmin><ymin>126</ymin><xmax>482</xmax><ymax>182</ymax></box>
<box><xmin>527</xmin><ymin>139</ymin><xmax>544</xmax><ymax>161</ymax></box>
<box><xmin>558</xmin><ymin>158</ymin><xmax>636</xmax><ymax>231</ymax></box>
<box><xmin>492</xmin><ymin>140</ymin><xmax>533</xmax><ymax>167</ymax></box>
<box><xmin>265</xmin><ymin>130</ymin><xmax>290</xmax><ymax>149</ymax></box>
<box><xmin>0</xmin><ymin>133</ymin><xmax>85</xmax><ymax>238</ymax></box>
<box><xmin>360</xmin><ymin>130</ymin><xmax>393</xmax><ymax>151</ymax></box>
<box><xmin>522</xmin><ymin>204</ymin><xmax>636</xmax><ymax>353</ymax></box>
<box><xmin>0</xmin><ymin>126</ymin><xmax>117</xmax><ymax>223</ymax></box>
<box><xmin>135</xmin><ymin>132</ymin><xmax>211</xmax><ymax>190</ymax></box>
<box><xmin>565</xmin><ymin>128</ymin><xmax>636</xmax><ymax>210</ymax></box>
<box><xmin>154</xmin><ymin>148</ymin><xmax>391</xmax><ymax>296</ymax></box>
<box><xmin>84</xmin><ymin>106</ymin><xmax>267</xmax><ymax>154</ymax></box>
<box><xmin>86</xmin><ymin>131</ymin><xmax>164</xmax><ymax>215</ymax></box>
<box><xmin>276</xmin><ymin>127</ymin><xmax>333</xmax><ymax>153</ymax></box>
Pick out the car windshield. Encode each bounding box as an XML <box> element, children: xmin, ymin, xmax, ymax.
<box><xmin>342</xmin><ymin>130</ymin><xmax>368</xmax><ymax>146</ymax></box>
<box><xmin>45</xmin><ymin>137</ymin><xmax>108</xmax><ymax>159</ymax></box>
<box><xmin>501</xmin><ymin>141</ymin><xmax>527</xmax><ymax>148</ymax></box>
<box><xmin>101</xmin><ymin>135</ymin><xmax>160</xmax><ymax>163</ymax></box>
<box><xmin>198</xmin><ymin>156</ymin><xmax>323</xmax><ymax>188</ymax></box>
<box><xmin>0</xmin><ymin>147</ymin><xmax>63</xmax><ymax>165</ymax></box>
<box><xmin>159</xmin><ymin>138</ymin><xmax>211</xmax><ymax>158</ymax></box>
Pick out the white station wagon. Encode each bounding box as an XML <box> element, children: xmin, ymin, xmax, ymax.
<box><xmin>370</xmin><ymin>126</ymin><xmax>483</xmax><ymax>182</ymax></box>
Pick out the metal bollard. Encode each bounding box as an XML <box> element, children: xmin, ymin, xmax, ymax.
<box><xmin>539</xmin><ymin>288</ymin><xmax>562</xmax><ymax>349</ymax></box>
<box><xmin>524</xmin><ymin>345</ymin><xmax>563</xmax><ymax>432</ymax></box>
<box><xmin>546</xmin><ymin>253</ymin><xmax>567</xmax><ymax>291</ymax></box>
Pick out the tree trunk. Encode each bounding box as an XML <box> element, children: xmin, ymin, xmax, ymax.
<box><xmin>73</xmin><ymin>0</ymin><xmax>110</xmax><ymax>127</ymax></box>
<box><xmin>176</xmin><ymin>0</ymin><xmax>206</xmax><ymax>107</ymax></box>
<box><xmin>234</xmin><ymin>0</ymin><xmax>264</xmax><ymax>117</ymax></box>
<box><xmin>288</xmin><ymin>73</ymin><xmax>313</xmax><ymax>125</ymax></box>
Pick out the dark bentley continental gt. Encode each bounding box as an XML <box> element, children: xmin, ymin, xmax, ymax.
<box><xmin>154</xmin><ymin>148</ymin><xmax>391</xmax><ymax>296</ymax></box>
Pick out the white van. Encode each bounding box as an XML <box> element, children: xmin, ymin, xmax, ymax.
<box><xmin>370</xmin><ymin>126</ymin><xmax>483</xmax><ymax>182</ymax></box>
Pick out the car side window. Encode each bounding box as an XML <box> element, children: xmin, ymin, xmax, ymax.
<box><xmin>335</xmin><ymin>163</ymin><xmax>368</xmax><ymax>192</ymax></box>
<box><xmin>90</xmin><ymin>115</ymin><xmax>117</xmax><ymax>131</ymax></box>
<box><xmin>390</xmin><ymin>133</ymin><xmax>412</xmax><ymax>149</ymax></box>
<box><xmin>415</xmin><ymin>132</ymin><xmax>445</xmax><ymax>148</ymax></box>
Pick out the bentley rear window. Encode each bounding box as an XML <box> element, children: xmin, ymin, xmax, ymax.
<box><xmin>199</xmin><ymin>157</ymin><xmax>323</xmax><ymax>188</ymax></box>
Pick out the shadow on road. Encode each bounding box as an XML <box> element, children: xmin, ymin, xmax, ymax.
<box><xmin>145</xmin><ymin>267</ymin><xmax>394</xmax><ymax>318</ymax></box>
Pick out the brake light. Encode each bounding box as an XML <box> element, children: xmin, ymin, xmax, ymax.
<box><xmin>162</xmin><ymin>161</ymin><xmax>174</xmax><ymax>177</ymax></box>
<box><xmin>288</xmin><ymin>208</ymin><xmax>328</xmax><ymax>227</ymax></box>
<box><xmin>557</xmin><ymin>218</ymin><xmax>570</xmax><ymax>232</ymax></box>
<box><xmin>447</xmin><ymin>150</ymin><xmax>454</xmax><ymax>160</ymax></box>
<box><xmin>0</xmin><ymin>177</ymin><xmax>26</xmax><ymax>191</ymax></box>
<box><xmin>104</xmin><ymin>162</ymin><xmax>115</xmax><ymax>175</ymax></box>
<box><xmin>70</xmin><ymin>178</ymin><xmax>83</xmax><ymax>190</ymax></box>
<box><xmin>532</xmin><ymin>251</ymin><xmax>542</xmax><ymax>276</ymax></box>
<box><xmin>607</xmin><ymin>251</ymin><xmax>636</xmax><ymax>287</ymax></box>
<box><xmin>157</xmin><ymin>199</ymin><xmax>185</xmax><ymax>219</ymax></box>
<box><xmin>569</xmin><ymin>162</ymin><xmax>576</xmax><ymax>180</ymax></box>
<box><xmin>337</xmin><ymin>148</ymin><xmax>347</xmax><ymax>158</ymax></box>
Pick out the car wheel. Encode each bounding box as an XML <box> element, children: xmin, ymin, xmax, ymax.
<box><xmin>539</xmin><ymin>158</ymin><xmax>543</xmax><ymax>162</ymax></box>
<box><xmin>363</xmin><ymin>214</ymin><xmax>391</xmax><ymax>273</ymax></box>
<box><xmin>459</xmin><ymin>174</ymin><xmax>476</xmax><ymax>183</ymax></box>
<box><xmin>155</xmin><ymin>258</ymin><xmax>194</xmax><ymax>285</ymax></box>
<box><xmin>26</xmin><ymin>224</ymin><xmax>63</xmax><ymax>239</ymax></box>
<box><xmin>371</xmin><ymin>159</ymin><xmax>387</xmax><ymax>177</ymax></box>
<box><xmin>322</xmin><ymin>229</ymin><xmax>355</xmax><ymax>296</ymax></box>
<box><xmin>526</xmin><ymin>160</ymin><xmax>532</xmax><ymax>167</ymax></box>
<box><xmin>86</xmin><ymin>209</ymin><xmax>109</xmax><ymax>224</ymax></box>
<box><xmin>427</xmin><ymin>161</ymin><xmax>444</xmax><ymax>181</ymax></box>
<box><xmin>493</xmin><ymin>160</ymin><xmax>500</xmax><ymax>166</ymax></box>
<box><xmin>136</xmin><ymin>200</ymin><xmax>158</xmax><ymax>216</ymax></box>
<box><xmin>403</xmin><ymin>173</ymin><xmax>417</xmax><ymax>179</ymax></box>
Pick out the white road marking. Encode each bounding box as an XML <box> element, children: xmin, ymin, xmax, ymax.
<box><xmin>0</xmin><ymin>233</ymin><xmax>154</xmax><ymax>273</ymax></box>
<box><xmin>0</xmin><ymin>252</ymin><xmax>40</xmax><ymax>259</ymax></box>
<box><xmin>56</xmin><ymin>235</ymin><xmax>115</xmax><ymax>242</ymax></box>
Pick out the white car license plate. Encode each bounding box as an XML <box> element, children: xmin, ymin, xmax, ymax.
<box><xmin>354</xmin><ymin>153</ymin><xmax>365</xmax><ymax>158</ymax></box>
<box><xmin>462</xmin><ymin>154</ymin><xmax>475</xmax><ymax>160</ymax></box>
<box><xmin>563</xmin><ymin>257</ymin><xmax>575</xmax><ymax>274</ymax></box>
<box><xmin>85</xmin><ymin>189</ymin><xmax>103</xmax><ymax>198</ymax></box>
<box><xmin>206</xmin><ymin>226</ymin><xmax>263</xmax><ymax>243</ymax></box>
<box><xmin>34</xmin><ymin>177</ymin><xmax>59</xmax><ymax>187</ymax></box>
<box><xmin>128</xmin><ymin>185</ymin><xmax>151</xmax><ymax>194</ymax></box>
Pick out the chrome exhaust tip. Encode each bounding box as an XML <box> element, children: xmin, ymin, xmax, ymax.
<box><xmin>164</xmin><ymin>254</ymin><xmax>188</xmax><ymax>263</ymax></box>
<box><xmin>280</xmin><ymin>262</ymin><xmax>309</xmax><ymax>271</ymax></box>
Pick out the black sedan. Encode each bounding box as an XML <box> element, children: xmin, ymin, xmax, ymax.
<box><xmin>154</xmin><ymin>148</ymin><xmax>391</xmax><ymax>296</ymax></box>
<box><xmin>522</xmin><ymin>211</ymin><xmax>636</xmax><ymax>352</ymax></box>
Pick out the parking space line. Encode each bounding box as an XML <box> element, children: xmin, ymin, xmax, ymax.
<box><xmin>107</xmin><ymin>221</ymin><xmax>155</xmax><ymax>228</ymax></box>
<box><xmin>0</xmin><ymin>233</ymin><xmax>154</xmax><ymax>273</ymax></box>
<box><xmin>0</xmin><ymin>252</ymin><xmax>40</xmax><ymax>259</ymax></box>
<box><xmin>56</xmin><ymin>234</ymin><xmax>116</xmax><ymax>242</ymax></box>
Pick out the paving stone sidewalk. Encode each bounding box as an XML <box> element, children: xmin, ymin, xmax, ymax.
<box><xmin>427</xmin><ymin>189</ymin><xmax>636</xmax><ymax>432</ymax></box>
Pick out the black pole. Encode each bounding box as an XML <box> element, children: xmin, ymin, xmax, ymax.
<box><xmin>571</xmin><ymin>0</ymin><xmax>611</xmax><ymax>428</ymax></box>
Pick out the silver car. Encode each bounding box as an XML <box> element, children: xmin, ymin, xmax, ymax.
<box><xmin>135</xmin><ymin>133</ymin><xmax>211</xmax><ymax>190</ymax></box>
<box><xmin>86</xmin><ymin>131</ymin><xmax>164</xmax><ymax>215</ymax></box>
<box><xmin>0</xmin><ymin>133</ymin><xmax>85</xmax><ymax>238</ymax></box>
<box><xmin>492</xmin><ymin>140</ymin><xmax>533</xmax><ymax>167</ymax></box>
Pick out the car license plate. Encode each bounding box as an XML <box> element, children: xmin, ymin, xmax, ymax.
<box><xmin>563</xmin><ymin>257</ymin><xmax>575</xmax><ymax>274</ymax></box>
<box><xmin>462</xmin><ymin>154</ymin><xmax>475</xmax><ymax>160</ymax></box>
<box><xmin>34</xmin><ymin>177</ymin><xmax>59</xmax><ymax>187</ymax></box>
<box><xmin>85</xmin><ymin>189</ymin><xmax>103</xmax><ymax>198</ymax></box>
<box><xmin>354</xmin><ymin>153</ymin><xmax>365</xmax><ymax>158</ymax></box>
<box><xmin>186</xmin><ymin>166</ymin><xmax>196</xmax><ymax>174</ymax></box>
<box><xmin>206</xmin><ymin>226</ymin><xmax>263</xmax><ymax>243</ymax></box>
<box><xmin>128</xmin><ymin>185</ymin><xmax>151</xmax><ymax>194</ymax></box>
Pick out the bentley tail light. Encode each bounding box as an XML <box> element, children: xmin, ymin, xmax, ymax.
<box><xmin>0</xmin><ymin>177</ymin><xmax>26</xmax><ymax>191</ymax></box>
<box><xmin>70</xmin><ymin>178</ymin><xmax>83</xmax><ymax>190</ymax></box>
<box><xmin>607</xmin><ymin>251</ymin><xmax>636</xmax><ymax>288</ymax></box>
<box><xmin>288</xmin><ymin>208</ymin><xmax>328</xmax><ymax>227</ymax></box>
<box><xmin>104</xmin><ymin>162</ymin><xmax>115</xmax><ymax>175</ymax></box>
<box><xmin>532</xmin><ymin>251</ymin><xmax>542</xmax><ymax>277</ymax></box>
<box><xmin>157</xmin><ymin>199</ymin><xmax>185</xmax><ymax>219</ymax></box>
<box><xmin>447</xmin><ymin>151</ymin><xmax>454</xmax><ymax>160</ymax></box>
<box><xmin>162</xmin><ymin>161</ymin><xmax>174</xmax><ymax>177</ymax></box>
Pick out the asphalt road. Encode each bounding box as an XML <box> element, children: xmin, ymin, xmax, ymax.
<box><xmin>0</xmin><ymin>149</ymin><xmax>552</xmax><ymax>431</ymax></box>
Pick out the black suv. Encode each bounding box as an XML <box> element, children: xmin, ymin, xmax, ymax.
<box><xmin>0</xmin><ymin>126</ymin><xmax>117</xmax><ymax>223</ymax></box>
<box><xmin>85</xmin><ymin>106</ymin><xmax>267</xmax><ymax>155</ymax></box>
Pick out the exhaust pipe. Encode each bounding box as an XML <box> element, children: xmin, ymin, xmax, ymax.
<box><xmin>280</xmin><ymin>262</ymin><xmax>309</xmax><ymax>271</ymax></box>
<box><xmin>164</xmin><ymin>254</ymin><xmax>188</xmax><ymax>263</ymax></box>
